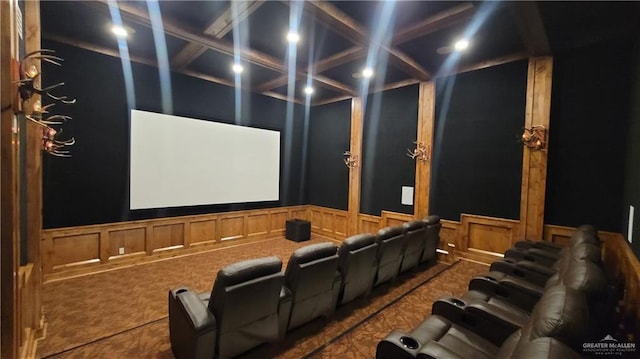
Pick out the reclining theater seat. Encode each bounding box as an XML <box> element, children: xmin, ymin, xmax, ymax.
<box><xmin>505</xmin><ymin>229</ymin><xmax>601</xmax><ymax>267</ymax></box>
<box><xmin>337</xmin><ymin>233</ymin><xmax>379</xmax><ymax>305</ymax></box>
<box><xmin>283</xmin><ymin>242</ymin><xmax>340</xmax><ymax>332</ymax></box>
<box><xmin>168</xmin><ymin>256</ymin><xmax>285</xmax><ymax>359</ymax></box>
<box><xmin>400</xmin><ymin>220</ymin><xmax>427</xmax><ymax>273</ymax></box>
<box><xmin>514</xmin><ymin>223</ymin><xmax>597</xmax><ymax>252</ymax></box>
<box><xmin>376</xmin><ymin>285</ymin><xmax>589</xmax><ymax>359</ymax></box>
<box><xmin>374</xmin><ymin>226</ymin><xmax>406</xmax><ymax>286</ymax></box>
<box><xmin>420</xmin><ymin>215</ymin><xmax>441</xmax><ymax>265</ymax></box>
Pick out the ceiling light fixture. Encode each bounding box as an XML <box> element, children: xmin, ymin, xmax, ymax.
<box><xmin>454</xmin><ymin>38</ymin><xmax>470</xmax><ymax>51</ymax></box>
<box><xmin>232</xmin><ymin>63</ymin><xmax>243</xmax><ymax>74</ymax></box>
<box><xmin>362</xmin><ymin>67</ymin><xmax>374</xmax><ymax>78</ymax></box>
<box><xmin>304</xmin><ymin>86</ymin><xmax>314</xmax><ymax>95</ymax></box>
<box><xmin>111</xmin><ymin>25</ymin><xmax>129</xmax><ymax>38</ymax></box>
<box><xmin>286</xmin><ymin>31</ymin><xmax>300</xmax><ymax>44</ymax></box>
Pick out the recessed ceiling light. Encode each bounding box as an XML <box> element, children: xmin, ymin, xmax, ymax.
<box><xmin>232</xmin><ymin>63</ymin><xmax>243</xmax><ymax>74</ymax></box>
<box><xmin>286</xmin><ymin>31</ymin><xmax>300</xmax><ymax>43</ymax></box>
<box><xmin>111</xmin><ymin>25</ymin><xmax>129</xmax><ymax>38</ymax></box>
<box><xmin>454</xmin><ymin>39</ymin><xmax>470</xmax><ymax>51</ymax></box>
<box><xmin>362</xmin><ymin>67</ymin><xmax>374</xmax><ymax>78</ymax></box>
<box><xmin>304</xmin><ymin>86</ymin><xmax>314</xmax><ymax>95</ymax></box>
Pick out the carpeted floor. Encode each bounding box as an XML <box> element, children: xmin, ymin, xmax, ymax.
<box><xmin>36</xmin><ymin>236</ymin><xmax>488</xmax><ymax>358</ymax></box>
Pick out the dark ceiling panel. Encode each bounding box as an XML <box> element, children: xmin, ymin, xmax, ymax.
<box><xmin>41</xmin><ymin>1</ymin><xmax>189</xmax><ymax>60</ymax></box>
<box><xmin>538</xmin><ymin>2</ymin><xmax>640</xmax><ymax>53</ymax></box>
<box><xmin>188</xmin><ymin>49</ymin><xmax>282</xmax><ymax>87</ymax></box>
<box><xmin>221</xmin><ymin>1</ymin><xmax>354</xmax><ymax>66</ymax></box>
<box><xmin>398</xmin><ymin>5</ymin><xmax>523</xmax><ymax>73</ymax></box>
<box><xmin>320</xmin><ymin>58</ymin><xmax>411</xmax><ymax>91</ymax></box>
<box><xmin>158</xmin><ymin>1</ymin><xmax>230</xmax><ymax>31</ymax></box>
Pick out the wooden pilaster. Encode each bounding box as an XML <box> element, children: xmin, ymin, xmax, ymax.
<box><xmin>519</xmin><ymin>57</ymin><xmax>553</xmax><ymax>240</ymax></box>
<box><xmin>347</xmin><ymin>97</ymin><xmax>363</xmax><ymax>236</ymax></box>
<box><xmin>414</xmin><ymin>82</ymin><xmax>435</xmax><ymax>219</ymax></box>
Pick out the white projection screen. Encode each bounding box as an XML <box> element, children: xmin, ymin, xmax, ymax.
<box><xmin>130</xmin><ymin>110</ymin><xmax>280</xmax><ymax>210</ymax></box>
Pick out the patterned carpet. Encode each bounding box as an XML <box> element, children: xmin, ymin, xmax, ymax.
<box><xmin>36</xmin><ymin>236</ymin><xmax>488</xmax><ymax>358</ymax></box>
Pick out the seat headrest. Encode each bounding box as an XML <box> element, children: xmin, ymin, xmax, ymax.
<box><xmin>216</xmin><ymin>256</ymin><xmax>282</xmax><ymax>287</ymax></box>
<box><xmin>341</xmin><ymin>233</ymin><xmax>376</xmax><ymax>251</ymax></box>
<box><xmin>577</xmin><ymin>224</ymin><xmax>597</xmax><ymax>234</ymax></box>
<box><xmin>403</xmin><ymin>220</ymin><xmax>424</xmax><ymax>231</ymax></box>
<box><xmin>377</xmin><ymin>226</ymin><xmax>404</xmax><ymax>240</ymax></box>
<box><xmin>568</xmin><ymin>243</ymin><xmax>601</xmax><ymax>262</ymax></box>
<box><xmin>289</xmin><ymin>242</ymin><xmax>338</xmax><ymax>265</ymax></box>
<box><xmin>559</xmin><ymin>260</ymin><xmax>606</xmax><ymax>296</ymax></box>
<box><xmin>422</xmin><ymin>215</ymin><xmax>441</xmax><ymax>225</ymax></box>
<box><xmin>530</xmin><ymin>285</ymin><xmax>589</xmax><ymax>342</ymax></box>
<box><xmin>569</xmin><ymin>230</ymin><xmax>600</xmax><ymax>247</ymax></box>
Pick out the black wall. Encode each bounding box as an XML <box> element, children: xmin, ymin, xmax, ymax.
<box><xmin>360</xmin><ymin>85</ymin><xmax>419</xmax><ymax>216</ymax></box>
<box><xmin>42</xmin><ymin>40</ymin><xmax>306</xmax><ymax>229</ymax></box>
<box><xmin>545</xmin><ymin>38</ymin><xmax>633</xmax><ymax>232</ymax></box>
<box><xmin>307</xmin><ymin>100</ymin><xmax>351</xmax><ymax>210</ymax></box>
<box><xmin>622</xmin><ymin>35</ymin><xmax>640</xmax><ymax>258</ymax></box>
<box><xmin>430</xmin><ymin>60</ymin><xmax>527</xmax><ymax>221</ymax></box>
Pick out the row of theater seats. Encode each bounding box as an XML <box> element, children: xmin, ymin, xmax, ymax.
<box><xmin>377</xmin><ymin>225</ymin><xmax>613</xmax><ymax>358</ymax></box>
<box><xmin>168</xmin><ymin>216</ymin><xmax>442</xmax><ymax>359</ymax></box>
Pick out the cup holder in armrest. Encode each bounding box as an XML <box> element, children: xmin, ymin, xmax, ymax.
<box><xmin>176</xmin><ymin>288</ymin><xmax>188</xmax><ymax>294</ymax></box>
<box><xmin>399</xmin><ymin>336</ymin><xmax>420</xmax><ymax>350</ymax></box>
<box><xmin>451</xmin><ymin>298</ymin><xmax>465</xmax><ymax>307</ymax></box>
<box><xmin>484</xmin><ymin>276</ymin><xmax>497</xmax><ymax>281</ymax></box>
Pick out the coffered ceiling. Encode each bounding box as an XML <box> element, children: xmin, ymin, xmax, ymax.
<box><xmin>41</xmin><ymin>1</ymin><xmax>640</xmax><ymax>105</ymax></box>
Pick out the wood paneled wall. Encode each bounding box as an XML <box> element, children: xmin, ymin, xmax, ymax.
<box><xmin>602</xmin><ymin>233</ymin><xmax>640</xmax><ymax>341</ymax></box>
<box><xmin>42</xmin><ymin>205</ymin><xmax>308</xmax><ymax>281</ymax></box>
<box><xmin>309</xmin><ymin>205</ymin><xmax>348</xmax><ymax>239</ymax></box>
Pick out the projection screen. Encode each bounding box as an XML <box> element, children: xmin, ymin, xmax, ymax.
<box><xmin>130</xmin><ymin>110</ymin><xmax>280</xmax><ymax>210</ymax></box>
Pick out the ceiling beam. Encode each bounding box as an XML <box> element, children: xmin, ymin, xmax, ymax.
<box><xmin>97</xmin><ymin>1</ymin><xmax>356</xmax><ymax>96</ymax></box>
<box><xmin>306</xmin><ymin>1</ymin><xmax>431</xmax><ymax>81</ymax></box>
<box><xmin>171</xmin><ymin>1</ymin><xmax>264</xmax><ymax>69</ymax></box>
<box><xmin>510</xmin><ymin>2</ymin><xmax>550</xmax><ymax>56</ymax></box>
<box><xmin>392</xmin><ymin>3</ymin><xmax>475</xmax><ymax>45</ymax></box>
<box><xmin>42</xmin><ymin>34</ymin><xmax>310</xmax><ymax>104</ymax></box>
<box><xmin>434</xmin><ymin>51</ymin><xmax>530</xmax><ymax>79</ymax></box>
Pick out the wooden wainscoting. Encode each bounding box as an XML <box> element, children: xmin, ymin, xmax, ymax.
<box><xmin>380</xmin><ymin>211</ymin><xmax>414</xmax><ymax>228</ymax></box>
<box><xmin>358</xmin><ymin>214</ymin><xmax>381</xmax><ymax>234</ymax></box>
<box><xmin>308</xmin><ymin>206</ymin><xmax>348</xmax><ymax>240</ymax></box>
<box><xmin>602</xmin><ymin>233</ymin><xmax>640</xmax><ymax>341</ymax></box>
<box><xmin>448</xmin><ymin>214</ymin><xmax>520</xmax><ymax>264</ymax></box>
<box><xmin>42</xmin><ymin>206</ymin><xmax>308</xmax><ymax>281</ymax></box>
<box><xmin>439</xmin><ymin>219</ymin><xmax>460</xmax><ymax>264</ymax></box>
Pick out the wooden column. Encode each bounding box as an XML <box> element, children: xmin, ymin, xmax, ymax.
<box><xmin>347</xmin><ymin>97</ymin><xmax>363</xmax><ymax>236</ymax></box>
<box><xmin>519</xmin><ymin>57</ymin><xmax>553</xmax><ymax>240</ymax></box>
<box><xmin>1</xmin><ymin>0</ymin><xmax>20</xmax><ymax>357</ymax></box>
<box><xmin>414</xmin><ymin>82</ymin><xmax>435</xmax><ymax>219</ymax></box>
<box><xmin>24</xmin><ymin>0</ymin><xmax>44</xmax><ymax>343</ymax></box>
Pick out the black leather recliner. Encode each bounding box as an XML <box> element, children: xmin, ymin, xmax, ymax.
<box><xmin>376</xmin><ymin>285</ymin><xmax>589</xmax><ymax>359</ymax></box>
<box><xmin>374</xmin><ymin>226</ymin><xmax>406</xmax><ymax>286</ymax></box>
<box><xmin>400</xmin><ymin>220</ymin><xmax>426</xmax><ymax>273</ymax></box>
<box><xmin>420</xmin><ymin>215</ymin><xmax>441</xmax><ymax>265</ymax></box>
<box><xmin>513</xmin><ymin>224</ymin><xmax>597</xmax><ymax>252</ymax></box>
<box><xmin>283</xmin><ymin>242</ymin><xmax>340</xmax><ymax>332</ymax></box>
<box><xmin>504</xmin><ymin>229</ymin><xmax>600</xmax><ymax>267</ymax></box>
<box><xmin>337</xmin><ymin>233</ymin><xmax>379</xmax><ymax>305</ymax></box>
<box><xmin>168</xmin><ymin>256</ymin><xmax>285</xmax><ymax>359</ymax></box>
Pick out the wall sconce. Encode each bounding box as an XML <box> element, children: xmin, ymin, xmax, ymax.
<box><xmin>343</xmin><ymin>151</ymin><xmax>358</xmax><ymax>168</ymax></box>
<box><xmin>406</xmin><ymin>141</ymin><xmax>429</xmax><ymax>162</ymax></box>
<box><xmin>14</xmin><ymin>49</ymin><xmax>76</xmax><ymax>157</ymax></box>
<box><xmin>521</xmin><ymin>125</ymin><xmax>547</xmax><ymax>151</ymax></box>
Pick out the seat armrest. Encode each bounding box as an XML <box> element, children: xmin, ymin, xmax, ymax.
<box><xmin>464</xmin><ymin>302</ymin><xmax>526</xmax><ymax>345</ymax></box>
<box><xmin>168</xmin><ymin>287</ymin><xmax>217</xmax><ymax>359</ymax></box>
<box><xmin>526</xmin><ymin>248</ymin><xmax>561</xmax><ymax>266</ymax></box>
<box><xmin>514</xmin><ymin>240</ymin><xmax>562</xmax><ymax>253</ymax></box>
<box><xmin>432</xmin><ymin>296</ymin><xmax>522</xmax><ymax>347</ymax></box>
<box><xmin>376</xmin><ymin>330</ymin><xmax>422</xmax><ymax>359</ymax></box>
<box><xmin>278</xmin><ymin>286</ymin><xmax>293</xmax><ymax>338</ymax></box>
<box><xmin>496</xmin><ymin>278</ymin><xmax>543</xmax><ymax>312</ymax></box>
<box><xmin>416</xmin><ymin>341</ymin><xmax>464</xmax><ymax>359</ymax></box>
<box><xmin>468</xmin><ymin>275</ymin><xmax>501</xmax><ymax>294</ymax></box>
<box><xmin>504</xmin><ymin>248</ymin><xmax>527</xmax><ymax>261</ymax></box>
<box><xmin>489</xmin><ymin>260</ymin><xmax>553</xmax><ymax>287</ymax></box>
